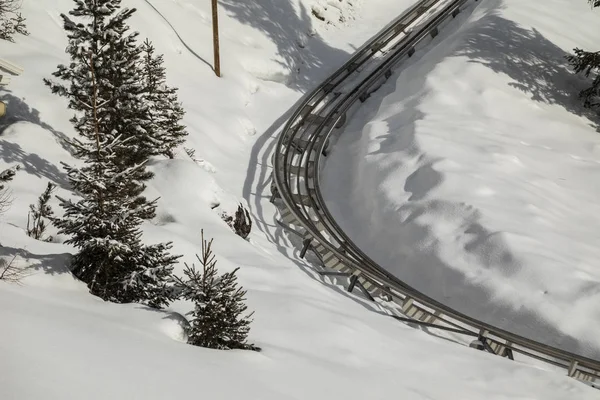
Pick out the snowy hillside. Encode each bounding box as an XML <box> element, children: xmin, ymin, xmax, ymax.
<box><xmin>1</xmin><ymin>0</ymin><xmax>599</xmax><ymax>399</ymax></box>
<box><xmin>323</xmin><ymin>0</ymin><xmax>600</xmax><ymax>357</ymax></box>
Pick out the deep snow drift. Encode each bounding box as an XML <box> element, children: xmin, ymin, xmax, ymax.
<box><xmin>1</xmin><ymin>0</ymin><xmax>599</xmax><ymax>398</ymax></box>
<box><xmin>323</xmin><ymin>0</ymin><xmax>600</xmax><ymax>357</ymax></box>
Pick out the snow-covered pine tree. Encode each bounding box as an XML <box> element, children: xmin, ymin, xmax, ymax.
<box><xmin>44</xmin><ymin>0</ymin><xmax>155</xmax><ymax>218</ymax></box>
<box><xmin>55</xmin><ymin>134</ymin><xmax>178</xmax><ymax>308</ymax></box>
<box><xmin>53</xmin><ymin>50</ymin><xmax>179</xmax><ymax>307</ymax></box>
<box><xmin>101</xmin><ymin>7</ymin><xmax>156</xmax><ymax>173</ymax></box>
<box><xmin>567</xmin><ymin>0</ymin><xmax>600</xmax><ymax>110</ymax></box>
<box><xmin>140</xmin><ymin>39</ymin><xmax>188</xmax><ymax>159</ymax></box>
<box><xmin>45</xmin><ymin>1</ymin><xmax>180</xmax><ymax>308</ymax></box>
<box><xmin>173</xmin><ymin>231</ymin><xmax>257</xmax><ymax>350</ymax></box>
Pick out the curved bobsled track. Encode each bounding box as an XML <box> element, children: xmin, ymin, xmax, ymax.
<box><xmin>270</xmin><ymin>0</ymin><xmax>600</xmax><ymax>388</ymax></box>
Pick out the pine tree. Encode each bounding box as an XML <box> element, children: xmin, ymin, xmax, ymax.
<box><xmin>45</xmin><ymin>1</ymin><xmax>180</xmax><ymax>308</ymax></box>
<box><xmin>44</xmin><ymin>0</ymin><xmax>154</xmax><ymax>218</ymax></box>
<box><xmin>54</xmin><ymin>138</ymin><xmax>178</xmax><ymax>307</ymax></box>
<box><xmin>140</xmin><ymin>39</ymin><xmax>188</xmax><ymax>159</ymax></box>
<box><xmin>567</xmin><ymin>1</ymin><xmax>600</xmax><ymax>110</ymax></box>
<box><xmin>174</xmin><ymin>232</ymin><xmax>257</xmax><ymax>350</ymax></box>
<box><xmin>51</xmin><ymin>53</ymin><xmax>179</xmax><ymax>306</ymax></box>
<box><xmin>218</xmin><ymin>268</ymin><xmax>254</xmax><ymax>348</ymax></box>
<box><xmin>101</xmin><ymin>8</ymin><xmax>156</xmax><ymax>172</ymax></box>
<box><xmin>27</xmin><ymin>182</ymin><xmax>56</xmax><ymax>241</ymax></box>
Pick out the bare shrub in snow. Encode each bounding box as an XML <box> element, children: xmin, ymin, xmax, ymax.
<box><xmin>173</xmin><ymin>231</ymin><xmax>258</xmax><ymax>351</ymax></box>
<box><xmin>0</xmin><ymin>255</ymin><xmax>23</xmax><ymax>283</ymax></box>
<box><xmin>0</xmin><ymin>0</ymin><xmax>28</xmax><ymax>42</ymax></box>
<box><xmin>0</xmin><ymin>188</ymin><xmax>10</xmax><ymax>216</ymax></box>
<box><xmin>221</xmin><ymin>203</ymin><xmax>252</xmax><ymax>239</ymax></box>
<box><xmin>27</xmin><ymin>182</ymin><xmax>56</xmax><ymax>242</ymax></box>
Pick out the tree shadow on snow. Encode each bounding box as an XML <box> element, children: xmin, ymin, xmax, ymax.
<box><xmin>0</xmin><ymin>245</ymin><xmax>72</xmax><ymax>276</ymax></box>
<box><xmin>135</xmin><ymin>304</ymin><xmax>191</xmax><ymax>333</ymax></box>
<box><xmin>220</xmin><ymin>0</ymin><xmax>349</xmax><ymax>92</ymax></box>
<box><xmin>455</xmin><ymin>0</ymin><xmax>599</xmax><ymax>128</ymax></box>
<box><xmin>0</xmin><ymin>91</ymin><xmax>71</xmax><ymax>189</ymax></box>
<box><xmin>242</xmin><ymin>0</ymin><xmax>600</xmax><ymax>359</ymax></box>
<box><xmin>238</xmin><ymin>0</ymin><xmax>356</xmax><ymax>245</ymax></box>
<box><xmin>0</xmin><ymin>91</ymin><xmax>73</xmax><ymax>154</ymax></box>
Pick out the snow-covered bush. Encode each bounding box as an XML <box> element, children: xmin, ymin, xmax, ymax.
<box><xmin>222</xmin><ymin>203</ymin><xmax>252</xmax><ymax>240</ymax></box>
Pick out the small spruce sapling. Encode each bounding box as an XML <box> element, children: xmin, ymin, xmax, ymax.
<box><xmin>173</xmin><ymin>230</ymin><xmax>258</xmax><ymax>351</ymax></box>
<box><xmin>27</xmin><ymin>182</ymin><xmax>56</xmax><ymax>241</ymax></box>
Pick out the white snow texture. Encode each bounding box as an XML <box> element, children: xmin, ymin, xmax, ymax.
<box><xmin>1</xmin><ymin>0</ymin><xmax>599</xmax><ymax>399</ymax></box>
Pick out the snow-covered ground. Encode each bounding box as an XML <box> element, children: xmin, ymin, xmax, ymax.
<box><xmin>323</xmin><ymin>0</ymin><xmax>600</xmax><ymax>357</ymax></box>
<box><xmin>1</xmin><ymin>0</ymin><xmax>599</xmax><ymax>398</ymax></box>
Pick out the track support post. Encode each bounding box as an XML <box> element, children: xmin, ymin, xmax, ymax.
<box><xmin>300</xmin><ymin>238</ymin><xmax>312</xmax><ymax>259</ymax></box>
<box><xmin>348</xmin><ymin>274</ymin><xmax>359</xmax><ymax>293</ymax></box>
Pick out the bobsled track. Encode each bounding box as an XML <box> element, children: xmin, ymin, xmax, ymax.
<box><xmin>269</xmin><ymin>0</ymin><xmax>600</xmax><ymax>388</ymax></box>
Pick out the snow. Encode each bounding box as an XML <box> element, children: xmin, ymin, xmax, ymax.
<box><xmin>323</xmin><ymin>0</ymin><xmax>600</xmax><ymax>357</ymax></box>
<box><xmin>0</xmin><ymin>0</ymin><xmax>599</xmax><ymax>398</ymax></box>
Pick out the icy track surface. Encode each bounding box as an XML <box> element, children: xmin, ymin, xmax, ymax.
<box><xmin>1</xmin><ymin>0</ymin><xmax>599</xmax><ymax>398</ymax></box>
<box><xmin>323</xmin><ymin>0</ymin><xmax>600</xmax><ymax>357</ymax></box>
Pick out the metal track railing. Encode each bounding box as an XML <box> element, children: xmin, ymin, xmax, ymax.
<box><xmin>270</xmin><ymin>0</ymin><xmax>600</xmax><ymax>388</ymax></box>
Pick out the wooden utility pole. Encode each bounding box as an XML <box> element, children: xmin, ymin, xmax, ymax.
<box><xmin>211</xmin><ymin>0</ymin><xmax>221</xmax><ymax>77</ymax></box>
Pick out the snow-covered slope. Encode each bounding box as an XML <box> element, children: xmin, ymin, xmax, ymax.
<box><xmin>323</xmin><ymin>0</ymin><xmax>600</xmax><ymax>356</ymax></box>
<box><xmin>1</xmin><ymin>0</ymin><xmax>598</xmax><ymax>398</ymax></box>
